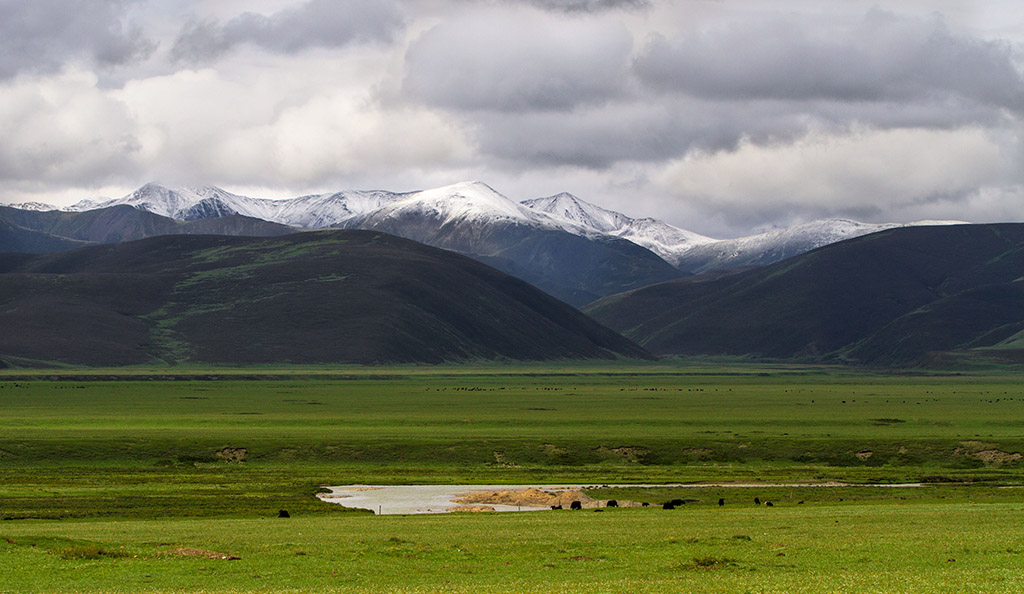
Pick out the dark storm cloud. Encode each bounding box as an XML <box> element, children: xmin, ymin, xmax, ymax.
<box><xmin>634</xmin><ymin>9</ymin><xmax>1024</xmax><ymax>111</ymax></box>
<box><xmin>402</xmin><ymin>15</ymin><xmax>632</xmax><ymax>112</ymax></box>
<box><xmin>465</xmin><ymin>90</ymin><xmax>1015</xmax><ymax>170</ymax></box>
<box><xmin>468</xmin><ymin>98</ymin><xmax>813</xmax><ymax>168</ymax></box>
<box><xmin>403</xmin><ymin>9</ymin><xmax>1023</xmax><ymax>170</ymax></box>
<box><xmin>171</xmin><ymin>0</ymin><xmax>404</xmax><ymax>63</ymax></box>
<box><xmin>0</xmin><ymin>0</ymin><xmax>155</xmax><ymax>78</ymax></box>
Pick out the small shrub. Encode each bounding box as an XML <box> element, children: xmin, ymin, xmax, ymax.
<box><xmin>58</xmin><ymin>545</ymin><xmax>128</xmax><ymax>560</ymax></box>
<box><xmin>691</xmin><ymin>556</ymin><xmax>735</xmax><ymax>569</ymax></box>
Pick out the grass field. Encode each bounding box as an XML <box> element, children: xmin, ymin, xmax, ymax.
<box><xmin>2</xmin><ymin>363</ymin><xmax>1024</xmax><ymax>591</ymax></box>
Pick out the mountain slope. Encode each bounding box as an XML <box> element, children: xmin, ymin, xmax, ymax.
<box><xmin>64</xmin><ymin>183</ymin><xmax>404</xmax><ymax>228</ymax></box>
<box><xmin>8</xmin><ymin>182</ymin><xmax>964</xmax><ymax>288</ymax></box>
<box><xmin>0</xmin><ymin>204</ymin><xmax>297</xmax><ymax>251</ymax></box>
<box><xmin>0</xmin><ymin>218</ymin><xmax>93</xmax><ymax>253</ymax></box>
<box><xmin>338</xmin><ymin>183</ymin><xmax>684</xmax><ymax>306</ymax></box>
<box><xmin>522</xmin><ymin>193</ymin><xmax>716</xmax><ymax>264</ymax></box>
<box><xmin>672</xmin><ymin>219</ymin><xmax>913</xmax><ymax>273</ymax></box>
<box><xmin>584</xmin><ymin>224</ymin><xmax>1024</xmax><ymax>365</ymax></box>
<box><xmin>0</xmin><ymin>230</ymin><xmax>650</xmax><ymax>366</ymax></box>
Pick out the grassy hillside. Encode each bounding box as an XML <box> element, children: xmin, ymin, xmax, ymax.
<box><xmin>0</xmin><ymin>230</ymin><xmax>649</xmax><ymax>366</ymax></box>
<box><xmin>585</xmin><ymin>224</ymin><xmax>1024</xmax><ymax>365</ymax></box>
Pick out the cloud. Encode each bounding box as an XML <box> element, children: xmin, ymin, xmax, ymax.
<box><xmin>502</xmin><ymin>0</ymin><xmax>650</xmax><ymax>12</ymax></box>
<box><xmin>634</xmin><ymin>9</ymin><xmax>1024</xmax><ymax>111</ymax></box>
<box><xmin>0</xmin><ymin>69</ymin><xmax>143</xmax><ymax>184</ymax></box>
<box><xmin>655</xmin><ymin>127</ymin><xmax>1014</xmax><ymax>225</ymax></box>
<box><xmin>0</xmin><ymin>0</ymin><xmax>155</xmax><ymax>78</ymax></box>
<box><xmin>407</xmin><ymin>8</ymin><xmax>1022</xmax><ymax>174</ymax></box>
<box><xmin>115</xmin><ymin>68</ymin><xmax>469</xmax><ymax>186</ymax></box>
<box><xmin>402</xmin><ymin>12</ymin><xmax>632</xmax><ymax>112</ymax></box>
<box><xmin>171</xmin><ymin>0</ymin><xmax>405</xmax><ymax>63</ymax></box>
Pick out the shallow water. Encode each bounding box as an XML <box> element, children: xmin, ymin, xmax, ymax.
<box><xmin>317</xmin><ymin>484</ymin><xmax>580</xmax><ymax>515</ymax></box>
<box><xmin>317</xmin><ymin>482</ymin><xmax>924</xmax><ymax>515</ymax></box>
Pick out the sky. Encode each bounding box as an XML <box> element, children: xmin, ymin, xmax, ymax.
<box><xmin>0</xmin><ymin>0</ymin><xmax>1021</xmax><ymax>238</ymax></box>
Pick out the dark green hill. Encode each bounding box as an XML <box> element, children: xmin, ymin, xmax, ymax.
<box><xmin>584</xmin><ymin>224</ymin><xmax>1024</xmax><ymax>365</ymax></box>
<box><xmin>0</xmin><ymin>205</ymin><xmax>297</xmax><ymax>250</ymax></box>
<box><xmin>0</xmin><ymin>230</ymin><xmax>650</xmax><ymax>366</ymax></box>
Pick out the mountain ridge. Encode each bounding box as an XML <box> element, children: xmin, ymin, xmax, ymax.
<box><xmin>584</xmin><ymin>223</ymin><xmax>1024</xmax><ymax>366</ymax></box>
<box><xmin>13</xmin><ymin>181</ymin><xmax>963</xmax><ymax>275</ymax></box>
<box><xmin>0</xmin><ymin>230</ymin><xmax>652</xmax><ymax>367</ymax></box>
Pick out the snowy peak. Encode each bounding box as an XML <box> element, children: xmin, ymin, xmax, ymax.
<box><xmin>60</xmin><ymin>184</ymin><xmax>405</xmax><ymax>229</ymax></box>
<box><xmin>672</xmin><ymin>217</ymin><xmax>967</xmax><ymax>273</ymax></box>
<box><xmin>180</xmin><ymin>196</ymin><xmax>239</xmax><ymax>220</ymax></box>
<box><xmin>521</xmin><ymin>192</ymin><xmax>715</xmax><ymax>262</ymax></box>
<box><xmin>365</xmin><ymin>181</ymin><xmax>554</xmax><ymax>228</ymax></box>
<box><xmin>63</xmin><ymin>183</ymin><xmax>243</xmax><ymax>219</ymax></box>
<box><xmin>522</xmin><ymin>192</ymin><xmax>631</xmax><ymax>233</ymax></box>
<box><xmin>4</xmin><ymin>201</ymin><xmax>56</xmax><ymax>211</ymax></box>
<box><xmin>5</xmin><ymin>181</ymin><xmax>974</xmax><ymax>278</ymax></box>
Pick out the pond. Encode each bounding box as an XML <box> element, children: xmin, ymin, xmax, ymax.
<box><xmin>317</xmin><ymin>482</ymin><xmax>923</xmax><ymax>515</ymax></box>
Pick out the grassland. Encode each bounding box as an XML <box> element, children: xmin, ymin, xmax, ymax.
<box><xmin>2</xmin><ymin>363</ymin><xmax>1024</xmax><ymax>591</ymax></box>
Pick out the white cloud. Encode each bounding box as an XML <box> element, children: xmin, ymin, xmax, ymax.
<box><xmin>657</xmin><ymin>127</ymin><xmax>1012</xmax><ymax>219</ymax></box>
<box><xmin>0</xmin><ymin>69</ymin><xmax>142</xmax><ymax>185</ymax></box>
<box><xmin>0</xmin><ymin>1</ymin><xmax>1021</xmax><ymax>236</ymax></box>
<box><xmin>115</xmin><ymin>67</ymin><xmax>470</xmax><ymax>187</ymax></box>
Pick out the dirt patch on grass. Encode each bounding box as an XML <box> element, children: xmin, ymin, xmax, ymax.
<box><xmin>456</xmin><ymin>487</ymin><xmax>592</xmax><ymax>508</ymax></box>
<box><xmin>455</xmin><ymin>487</ymin><xmax>643</xmax><ymax>509</ymax></box>
<box><xmin>542</xmin><ymin>443</ymin><xmax>568</xmax><ymax>456</ymax></box>
<box><xmin>489</xmin><ymin>451</ymin><xmax>518</xmax><ymax>467</ymax></box>
<box><xmin>595</xmin><ymin>445</ymin><xmax>648</xmax><ymax>463</ymax></box>
<box><xmin>451</xmin><ymin>505</ymin><xmax>496</xmax><ymax>513</ymax></box>
<box><xmin>955</xmin><ymin>442</ymin><xmax>1022</xmax><ymax>466</ymax></box>
<box><xmin>973</xmin><ymin>450</ymin><xmax>1023</xmax><ymax>465</ymax></box>
<box><xmin>682</xmin><ymin>448</ymin><xmax>714</xmax><ymax>460</ymax></box>
<box><xmin>215</xmin><ymin>447</ymin><xmax>246</xmax><ymax>463</ymax></box>
<box><xmin>161</xmin><ymin>547</ymin><xmax>241</xmax><ymax>560</ymax></box>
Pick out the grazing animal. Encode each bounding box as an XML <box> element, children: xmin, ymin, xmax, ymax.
<box><xmin>606</xmin><ymin>500</ymin><xmax>618</xmax><ymax>508</ymax></box>
<box><xmin>642</xmin><ymin>502</ymin><xmax>649</xmax><ymax>507</ymax></box>
<box><xmin>570</xmin><ymin>501</ymin><xmax>582</xmax><ymax>510</ymax></box>
<box><xmin>798</xmin><ymin>500</ymin><xmax>804</xmax><ymax>505</ymax></box>
<box><xmin>718</xmin><ymin>498</ymin><xmax>725</xmax><ymax>507</ymax></box>
<box><xmin>277</xmin><ymin>510</ymin><xmax>290</xmax><ymax>518</ymax></box>
<box><xmin>662</xmin><ymin>502</ymin><xmax>676</xmax><ymax>510</ymax></box>
<box><xmin>754</xmin><ymin>497</ymin><xmax>761</xmax><ymax>505</ymax></box>
<box><xmin>765</xmin><ymin>502</ymin><xmax>774</xmax><ymax>507</ymax></box>
<box><xmin>551</xmin><ymin>505</ymin><xmax>562</xmax><ymax>510</ymax></box>
<box><xmin>669</xmin><ymin>499</ymin><xmax>684</xmax><ymax>506</ymax></box>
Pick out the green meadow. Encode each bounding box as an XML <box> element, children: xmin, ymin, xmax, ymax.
<box><xmin>3</xmin><ymin>364</ymin><xmax>1024</xmax><ymax>591</ymax></box>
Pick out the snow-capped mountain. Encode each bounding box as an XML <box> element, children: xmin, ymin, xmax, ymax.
<box><xmin>62</xmin><ymin>183</ymin><xmax>405</xmax><ymax>229</ymax></box>
<box><xmin>334</xmin><ymin>182</ymin><xmax>683</xmax><ymax>305</ymax></box>
<box><xmin>673</xmin><ymin>218</ymin><xmax>964</xmax><ymax>273</ymax></box>
<box><xmin>11</xmin><ymin>181</ymin><xmax>966</xmax><ymax>280</ymax></box>
<box><xmin>5</xmin><ymin>202</ymin><xmax>57</xmax><ymax>212</ymax></box>
<box><xmin>522</xmin><ymin>192</ymin><xmax>632</xmax><ymax>233</ymax></box>
<box><xmin>350</xmin><ymin>182</ymin><xmax>554</xmax><ymax>229</ymax></box>
<box><xmin>521</xmin><ymin>192</ymin><xmax>716</xmax><ymax>264</ymax></box>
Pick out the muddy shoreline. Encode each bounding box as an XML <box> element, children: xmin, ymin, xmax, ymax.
<box><xmin>317</xmin><ymin>482</ymin><xmax>924</xmax><ymax>515</ymax></box>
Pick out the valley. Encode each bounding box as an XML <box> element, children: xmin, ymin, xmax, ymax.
<box><xmin>2</xmin><ymin>365</ymin><xmax>1024</xmax><ymax>592</ymax></box>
